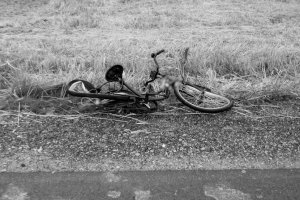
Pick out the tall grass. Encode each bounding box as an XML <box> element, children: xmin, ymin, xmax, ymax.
<box><xmin>0</xmin><ymin>0</ymin><xmax>299</xmax><ymax>110</ymax></box>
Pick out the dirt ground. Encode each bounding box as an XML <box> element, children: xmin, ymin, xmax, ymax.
<box><xmin>1</xmin><ymin>99</ymin><xmax>299</xmax><ymax>172</ymax></box>
<box><xmin>0</xmin><ymin>0</ymin><xmax>299</xmax><ymax>172</ymax></box>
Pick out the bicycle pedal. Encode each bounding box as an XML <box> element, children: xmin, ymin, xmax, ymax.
<box><xmin>143</xmin><ymin>103</ymin><xmax>151</xmax><ymax>109</ymax></box>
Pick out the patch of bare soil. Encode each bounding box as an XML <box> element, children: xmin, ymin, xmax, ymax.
<box><xmin>0</xmin><ymin>99</ymin><xmax>299</xmax><ymax>172</ymax></box>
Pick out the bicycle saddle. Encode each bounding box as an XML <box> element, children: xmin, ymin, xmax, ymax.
<box><xmin>105</xmin><ymin>65</ymin><xmax>124</xmax><ymax>82</ymax></box>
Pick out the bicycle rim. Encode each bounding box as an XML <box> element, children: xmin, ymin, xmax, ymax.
<box><xmin>173</xmin><ymin>82</ymin><xmax>233</xmax><ymax>113</ymax></box>
<box><xmin>66</xmin><ymin>80</ymin><xmax>168</xmax><ymax>102</ymax></box>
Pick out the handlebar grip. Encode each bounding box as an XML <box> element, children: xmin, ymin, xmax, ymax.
<box><xmin>151</xmin><ymin>49</ymin><xmax>165</xmax><ymax>58</ymax></box>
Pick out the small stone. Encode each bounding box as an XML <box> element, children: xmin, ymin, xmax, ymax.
<box><xmin>107</xmin><ymin>191</ymin><xmax>121</xmax><ymax>198</ymax></box>
<box><xmin>134</xmin><ymin>190</ymin><xmax>151</xmax><ymax>200</ymax></box>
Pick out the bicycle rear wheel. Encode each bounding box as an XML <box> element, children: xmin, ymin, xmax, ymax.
<box><xmin>173</xmin><ymin>81</ymin><xmax>233</xmax><ymax>113</ymax></box>
<box><xmin>66</xmin><ymin>80</ymin><xmax>136</xmax><ymax>101</ymax></box>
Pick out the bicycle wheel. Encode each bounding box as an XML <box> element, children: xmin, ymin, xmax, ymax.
<box><xmin>173</xmin><ymin>81</ymin><xmax>233</xmax><ymax>113</ymax></box>
<box><xmin>66</xmin><ymin>80</ymin><xmax>135</xmax><ymax>101</ymax></box>
<box><xmin>66</xmin><ymin>80</ymin><xmax>168</xmax><ymax>103</ymax></box>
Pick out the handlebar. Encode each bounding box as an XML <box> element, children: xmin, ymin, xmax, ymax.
<box><xmin>151</xmin><ymin>49</ymin><xmax>165</xmax><ymax>58</ymax></box>
<box><xmin>144</xmin><ymin>50</ymin><xmax>165</xmax><ymax>87</ymax></box>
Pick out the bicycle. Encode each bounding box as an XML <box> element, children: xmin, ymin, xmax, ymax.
<box><xmin>66</xmin><ymin>49</ymin><xmax>233</xmax><ymax>113</ymax></box>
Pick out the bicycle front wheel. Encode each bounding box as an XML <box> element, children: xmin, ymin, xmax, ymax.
<box><xmin>173</xmin><ymin>81</ymin><xmax>233</xmax><ymax>113</ymax></box>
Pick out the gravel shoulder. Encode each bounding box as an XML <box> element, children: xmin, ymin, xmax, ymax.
<box><xmin>0</xmin><ymin>0</ymin><xmax>299</xmax><ymax>173</ymax></box>
<box><xmin>1</xmin><ymin>100</ymin><xmax>299</xmax><ymax>172</ymax></box>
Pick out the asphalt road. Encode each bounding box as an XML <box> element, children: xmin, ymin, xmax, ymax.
<box><xmin>0</xmin><ymin>169</ymin><xmax>299</xmax><ymax>200</ymax></box>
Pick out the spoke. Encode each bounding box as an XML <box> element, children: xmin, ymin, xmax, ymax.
<box><xmin>181</xmin><ymin>85</ymin><xmax>229</xmax><ymax>109</ymax></box>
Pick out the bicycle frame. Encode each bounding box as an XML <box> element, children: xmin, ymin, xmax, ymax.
<box><xmin>100</xmin><ymin>49</ymin><xmax>171</xmax><ymax>101</ymax></box>
<box><xmin>66</xmin><ymin>49</ymin><xmax>233</xmax><ymax>113</ymax></box>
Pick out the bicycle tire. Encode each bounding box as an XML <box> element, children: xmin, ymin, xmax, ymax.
<box><xmin>66</xmin><ymin>80</ymin><xmax>168</xmax><ymax>102</ymax></box>
<box><xmin>66</xmin><ymin>80</ymin><xmax>135</xmax><ymax>101</ymax></box>
<box><xmin>173</xmin><ymin>81</ymin><xmax>233</xmax><ymax>113</ymax></box>
<box><xmin>67</xmin><ymin>87</ymin><xmax>168</xmax><ymax>102</ymax></box>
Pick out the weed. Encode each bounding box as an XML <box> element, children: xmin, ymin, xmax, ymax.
<box><xmin>0</xmin><ymin>0</ymin><xmax>300</xmax><ymax>113</ymax></box>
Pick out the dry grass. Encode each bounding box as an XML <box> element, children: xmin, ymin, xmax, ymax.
<box><xmin>0</xmin><ymin>0</ymin><xmax>299</xmax><ymax>113</ymax></box>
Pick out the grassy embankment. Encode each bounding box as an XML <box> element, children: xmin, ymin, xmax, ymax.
<box><xmin>0</xmin><ymin>0</ymin><xmax>299</xmax><ymax>112</ymax></box>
